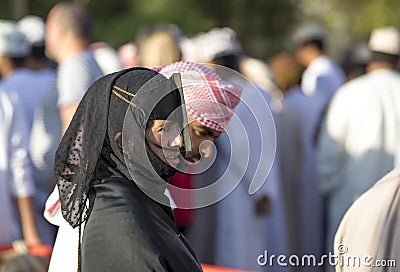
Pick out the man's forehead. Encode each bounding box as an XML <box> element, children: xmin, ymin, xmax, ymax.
<box><xmin>188</xmin><ymin>118</ymin><xmax>222</xmax><ymax>137</ymax></box>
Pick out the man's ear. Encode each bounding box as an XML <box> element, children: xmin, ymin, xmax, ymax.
<box><xmin>114</xmin><ymin>132</ymin><xmax>124</xmax><ymax>152</ymax></box>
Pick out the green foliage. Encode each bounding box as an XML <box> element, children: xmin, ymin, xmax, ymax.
<box><xmin>0</xmin><ymin>1</ymin><xmax>11</xmax><ymax>19</ymax></box>
<box><xmin>193</xmin><ymin>0</ymin><xmax>299</xmax><ymax>58</ymax></box>
<box><xmin>3</xmin><ymin>0</ymin><xmax>399</xmax><ymax>59</ymax></box>
<box><xmin>88</xmin><ymin>0</ymin><xmax>217</xmax><ymax>47</ymax></box>
<box><xmin>335</xmin><ymin>0</ymin><xmax>400</xmax><ymax>37</ymax></box>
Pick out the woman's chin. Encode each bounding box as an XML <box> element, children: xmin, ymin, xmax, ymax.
<box><xmin>166</xmin><ymin>157</ymin><xmax>180</xmax><ymax>168</ymax></box>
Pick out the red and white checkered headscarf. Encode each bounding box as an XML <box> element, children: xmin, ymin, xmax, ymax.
<box><xmin>154</xmin><ymin>61</ymin><xmax>242</xmax><ymax>132</ymax></box>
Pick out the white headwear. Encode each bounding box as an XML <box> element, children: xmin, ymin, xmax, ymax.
<box><xmin>89</xmin><ymin>42</ymin><xmax>123</xmax><ymax>75</ymax></box>
<box><xmin>0</xmin><ymin>20</ymin><xmax>30</xmax><ymax>57</ymax></box>
<box><xmin>183</xmin><ymin>27</ymin><xmax>242</xmax><ymax>62</ymax></box>
<box><xmin>368</xmin><ymin>26</ymin><xmax>400</xmax><ymax>56</ymax></box>
<box><xmin>154</xmin><ymin>61</ymin><xmax>242</xmax><ymax>132</ymax></box>
<box><xmin>239</xmin><ymin>57</ymin><xmax>276</xmax><ymax>91</ymax></box>
<box><xmin>18</xmin><ymin>15</ymin><xmax>46</xmax><ymax>47</ymax></box>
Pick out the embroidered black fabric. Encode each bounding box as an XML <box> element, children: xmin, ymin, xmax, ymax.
<box><xmin>54</xmin><ymin>67</ymin><xmax>188</xmax><ymax>228</ymax></box>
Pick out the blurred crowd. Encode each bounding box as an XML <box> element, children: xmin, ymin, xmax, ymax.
<box><xmin>1</xmin><ymin>2</ymin><xmax>400</xmax><ymax>272</ymax></box>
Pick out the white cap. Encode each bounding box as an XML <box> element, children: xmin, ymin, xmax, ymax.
<box><xmin>292</xmin><ymin>23</ymin><xmax>325</xmax><ymax>47</ymax></box>
<box><xmin>89</xmin><ymin>42</ymin><xmax>123</xmax><ymax>75</ymax></box>
<box><xmin>0</xmin><ymin>20</ymin><xmax>30</xmax><ymax>57</ymax></box>
<box><xmin>18</xmin><ymin>15</ymin><xmax>45</xmax><ymax>47</ymax></box>
<box><xmin>368</xmin><ymin>26</ymin><xmax>400</xmax><ymax>56</ymax></box>
<box><xmin>240</xmin><ymin>57</ymin><xmax>276</xmax><ymax>91</ymax></box>
<box><xmin>180</xmin><ymin>37</ymin><xmax>199</xmax><ymax>62</ymax></box>
<box><xmin>118</xmin><ymin>42</ymin><xmax>139</xmax><ymax>68</ymax></box>
<box><xmin>187</xmin><ymin>27</ymin><xmax>242</xmax><ymax>62</ymax></box>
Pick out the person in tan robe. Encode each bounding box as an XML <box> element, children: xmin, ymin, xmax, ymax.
<box><xmin>334</xmin><ymin>166</ymin><xmax>400</xmax><ymax>272</ymax></box>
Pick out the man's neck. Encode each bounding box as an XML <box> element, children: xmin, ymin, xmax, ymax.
<box><xmin>25</xmin><ymin>58</ymin><xmax>52</xmax><ymax>71</ymax></box>
<box><xmin>0</xmin><ymin>57</ymin><xmax>15</xmax><ymax>78</ymax></box>
<box><xmin>305</xmin><ymin>51</ymin><xmax>323</xmax><ymax>67</ymax></box>
<box><xmin>367</xmin><ymin>62</ymin><xmax>394</xmax><ymax>73</ymax></box>
<box><xmin>57</xmin><ymin>40</ymin><xmax>88</xmax><ymax>63</ymax></box>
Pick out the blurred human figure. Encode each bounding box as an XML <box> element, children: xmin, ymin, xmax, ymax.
<box><xmin>18</xmin><ymin>15</ymin><xmax>58</xmax><ymax>246</ymax></box>
<box><xmin>292</xmin><ymin>24</ymin><xmax>345</xmax><ymax>266</ymax></box>
<box><xmin>293</xmin><ymin>23</ymin><xmax>345</xmax><ymax>102</ymax></box>
<box><xmin>0</xmin><ymin>90</ymin><xmax>39</xmax><ymax>247</ymax></box>
<box><xmin>0</xmin><ymin>22</ymin><xmax>41</xmax><ymax>247</ymax></box>
<box><xmin>341</xmin><ymin>41</ymin><xmax>372</xmax><ymax>81</ymax></box>
<box><xmin>136</xmin><ymin>25</ymin><xmax>182</xmax><ymax>68</ymax></box>
<box><xmin>317</xmin><ymin>26</ymin><xmax>400</xmax><ymax>263</ymax></box>
<box><xmin>89</xmin><ymin>41</ymin><xmax>123</xmax><ymax>75</ymax></box>
<box><xmin>292</xmin><ymin>23</ymin><xmax>345</xmax><ymax>146</ymax></box>
<box><xmin>183</xmin><ymin>27</ymin><xmax>287</xmax><ymax>271</ymax></box>
<box><xmin>239</xmin><ymin>57</ymin><xmax>275</xmax><ymax>91</ymax></box>
<box><xmin>0</xmin><ymin>20</ymin><xmax>47</xmax><ymax>132</ymax></box>
<box><xmin>239</xmin><ymin>56</ymin><xmax>281</xmax><ymax>111</ymax></box>
<box><xmin>334</xmin><ymin>166</ymin><xmax>400</xmax><ymax>272</ymax></box>
<box><xmin>44</xmin><ymin>3</ymin><xmax>103</xmax><ymax>271</ymax></box>
<box><xmin>268</xmin><ymin>52</ymin><xmax>324</xmax><ymax>268</ymax></box>
<box><xmin>241</xmin><ymin>56</ymin><xmax>303</xmax><ymax>259</ymax></box>
<box><xmin>118</xmin><ymin>42</ymin><xmax>139</xmax><ymax>68</ymax></box>
<box><xmin>18</xmin><ymin>15</ymin><xmax>55</xmax><ymax>71</ymax></box>
<box><xmin>45</xmin><ymin>2</ymin><xmax>103</xmax><ymax>133</ymax></box>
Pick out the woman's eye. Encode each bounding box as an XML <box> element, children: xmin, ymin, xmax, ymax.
<box><xmin>162</xmin><ymin>125</ymin><xmax>171</xmax><ymax>132</ymax></box>
<box><xmin>196</xmin><ymin>130</ymin><xmax>207</xmax><ymax>137</ymax></box>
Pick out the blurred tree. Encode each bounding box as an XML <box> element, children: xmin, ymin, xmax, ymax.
<box><xmin>332</xmin><ymin>0</ymin><xmax>400</xmax><ymax>37</ymax></box>
<box><xmin>87</xmin><ymin>0</ymin><xmax>217</xmax><ymax>49</ymax></box>
<box><xmin>86</xmin><ymin>0</ymin><xmax>299</xmax><ymax>58</ymax></box>
<box><xmin>4</xmin><ymin>0</ymin><xmax>399</xmax><ymax>59</ymax></box>
<box><xmin>296</xmin><ymin>0</ymin><xmax>400</xmax><ymax>60</ymax></box>
<box><xmin>0</xmin><ymin>1</ymin><xmax>12</xmax><ymax>19</ymax></box>
<box><xmin>3</xmin><ymin>0</ymin><xmax>298</xmax><ymax>58</ymax></box>
<box><xmin>194</xmin><ymin>0</ymin><xmax>299</xmax><ymax>58</ymax></box>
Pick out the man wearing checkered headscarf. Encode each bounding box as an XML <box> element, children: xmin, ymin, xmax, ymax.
<box><xmin>155</xmin><ymin>61</ymin><xmax>242</xmax><ymax>162</ymax></box>
<box><xmin>157</xmin><ymin>61</ymin><xmax>241</xmax><ymax>131</ymax></box>
<box><xmin>174</xmin><ymin>28</ymin><xmax>285</xmax><ymax>271</ymax></box>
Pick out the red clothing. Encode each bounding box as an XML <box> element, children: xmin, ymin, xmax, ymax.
<box><xmin>169</xmin><ymin>173</ymin><xmax>194</xmax><ymax>228</ymax></box>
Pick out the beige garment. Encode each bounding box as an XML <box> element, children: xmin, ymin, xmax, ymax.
<box><xmin>334</xmin><ymin>166</ymin><xmax>400</xmax><ymax>272</ymax></box>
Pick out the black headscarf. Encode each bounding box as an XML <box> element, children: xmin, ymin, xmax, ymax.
<box><xmin>54</xmin><ymin>67</ymin><xmax>189</xmax><ymax>228</ymax></box>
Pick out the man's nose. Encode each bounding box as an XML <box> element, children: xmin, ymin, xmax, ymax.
<box><xmin>199</xmin><ymin>140</ymin><xmax>213</xmax><ymax>158</ymax></box>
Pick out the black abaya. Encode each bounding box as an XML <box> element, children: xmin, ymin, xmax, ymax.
<box><xmin>82</xmin><ymin>177</ymin><xmax>202</xmax><ymax>272</ymax></box>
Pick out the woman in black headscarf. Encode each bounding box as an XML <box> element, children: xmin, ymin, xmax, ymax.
<box><xmin>54</xmin><ymin>67</ymin><xmax>202</xmax><ymax>271</ymax></box>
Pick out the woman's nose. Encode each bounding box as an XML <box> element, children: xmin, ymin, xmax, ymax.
<box><xmin>171</xmin><ymin>133</ymin><xmax>183</xmax><ymax>148</ymax></box>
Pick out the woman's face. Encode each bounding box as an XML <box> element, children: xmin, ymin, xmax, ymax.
<box><xmin>146</xmin><ymin>120</ymin><xmax>183</xmax><ymax>168</ymax></box>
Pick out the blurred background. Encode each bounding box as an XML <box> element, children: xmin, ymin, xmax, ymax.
<box><xmin>1</xmin><ymin>1</ymin><xmax>400</xmax><ymax>272</ymax></box>
<box><xmin>2</xmin><ymin>0</ymin><xmax>400</xmax><ymax>61</ymax></box>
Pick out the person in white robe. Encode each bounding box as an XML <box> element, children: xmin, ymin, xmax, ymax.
<box><xmin>268</xmin><ymin>53</ymin><xmax>324</xmax><ymax>270</ymax></box>
<box><xmin>183</xmin><ymin>27</ymin><xmax>288</xmax><ymax>271</ymax></box>
<box><xmin>317</xmin><ymin>26</ymin><xmax>400</xmax><ymax>262</ymax></box>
